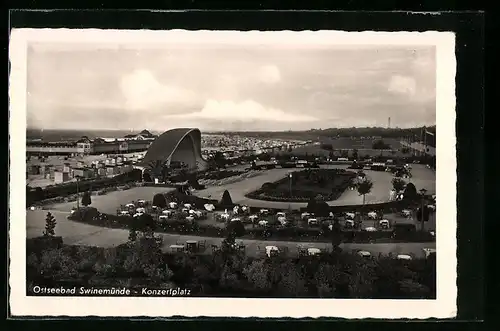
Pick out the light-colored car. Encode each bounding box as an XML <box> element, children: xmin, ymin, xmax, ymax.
<box><xmin>357</xmin><ymin>251</ymin><xmax>371</xmax><ymax>257</ymax></box>
<box><xmin>307</xmin><ymin>218</ymin><xmax>318</xmax><ymax>226</ymax></box>
<box><xmin>379</xmin><ymin>219</ymin><xmax>390</xmax><ymax>229</ymax></box>
<box><xmin>345</xmin><ymin>212</ymin><xmax>355</xmax><ymax>219</ymax></box>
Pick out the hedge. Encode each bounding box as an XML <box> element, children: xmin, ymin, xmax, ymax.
<box><xmin>299</xmin><ymin>199</ymin><xmax>411</xmax><ymax>214</ymax></box>
<box><xmin>27</xmin><ymin>169</ymin><xmax>142</xmax><ymax>205</ymax></box>
<box><xmin>141</xmin><ymin>182</ymin><xmax>177</xmax><ymax>188</ymax></box>
<box><xmin>201</xmin><ymin>170</ymin><xmax>246</xmax><ymax>180</ymax></box>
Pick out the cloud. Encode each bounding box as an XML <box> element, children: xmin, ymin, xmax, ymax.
<box><xmin>166</xmin><ymin>99</ymin><xmax>317</xmax><ymax>122</ymax></box>
<box><xmin>119</xmin><ymin>69</ymin><xmax>198</xmax><ymax>110</ymax></box>
<box><xmin>387</xmin><ymin>75</ymin><xmax>417</xmax><ymax>97</ymax></box>
<box><xmin>257</xmin><ymin>65</ymin><xmax>281</xmax><ymax>84</ymax></box>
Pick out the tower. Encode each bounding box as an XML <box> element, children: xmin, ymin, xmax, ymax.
<box><xmin>388</xmin><ymin>117</ymin><xmax>391</xmax><ymax>129</ymax></box>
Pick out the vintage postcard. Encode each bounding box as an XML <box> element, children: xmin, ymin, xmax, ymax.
<box><xmin>9</xmin><ymin>29</ymin><xmax>456</xmax><ymax>318</ymax></box>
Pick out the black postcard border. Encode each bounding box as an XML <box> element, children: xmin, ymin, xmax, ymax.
<box><xmin>5</xmin><ymin>8</ymin><xmax>486</xmax><ymax>328</ymax></box>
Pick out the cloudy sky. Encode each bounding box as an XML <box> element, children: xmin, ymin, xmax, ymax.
<box><xmin>26</xmin><ymin>36</ymin><xmax>436</xmax><ymax>132</ymax></box>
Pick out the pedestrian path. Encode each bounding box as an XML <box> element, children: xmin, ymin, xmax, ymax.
<box><xmin>26</xmin><ymin>210</ymin><xmax>435</xmax><ymax>258</ymax></box>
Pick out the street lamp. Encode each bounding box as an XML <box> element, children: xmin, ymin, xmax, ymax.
<box><xmin>419</xmin><ymin>188</ymin><xmax>427</xmax><ymax>231</ymax></box>
<box><xmin>289</xmin><ymin>173</ymin><xmax>293</xmax><ymax>197</ymax></box>
<box><xmin>75</xmin><ymin>175</ymin><xmax>81</xmax><ymax>210</ymax></box>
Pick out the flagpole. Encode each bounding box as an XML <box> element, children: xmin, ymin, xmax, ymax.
<box><xmin>420</xmin><ymin>127</ymin><xmax>424</xmax><ymax>156</ymax></box>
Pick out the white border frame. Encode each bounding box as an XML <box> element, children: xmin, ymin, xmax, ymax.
<box><xmin>9</xmin><ymin>29</ymin><xmax>457</xmax><ymax>318</ymax></box>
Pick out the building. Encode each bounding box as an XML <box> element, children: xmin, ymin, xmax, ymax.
<box><xmin>27</xmin><ymin>165</ymin><xmax>40</xmax><ymax>175</ymax></box>
<box><xmin>26</xmin><ymin>130</ymin><xmax>156</xmax><ymax>156</ymax></box>
<box><xmin>72</xmin><ymin>167</ymin><xmax>95</xmax><ymax>179</ymax></box>
<box><xmin>138</xmin><ymin>128</ymin><xmax>208</xmax><ymax>177</ymax></box>
<box><xmin>124</xmin><ymin>129</ymin><xmax>157</xmax><ymax>141</ymax></box>
<box><xmin>54</xmin><ymin>171</ymin><xmax>70</xmax><ymax>184</ymax></box>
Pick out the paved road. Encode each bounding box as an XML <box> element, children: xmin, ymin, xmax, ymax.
<box><xmin>193</xmin><ymin>164</ymin><xmax>435</xmax><ymax>209</ymax></box>
<box><xmin>27</xmin><ymin>210</ymin><xmax>435</xmax><ymax>259</ymax></box>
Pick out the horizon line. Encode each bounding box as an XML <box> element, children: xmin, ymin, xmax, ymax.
<box><xmin>27</xmin><ymin>125</ymin><xmax>436</xmax><ymax>133</ymax></box>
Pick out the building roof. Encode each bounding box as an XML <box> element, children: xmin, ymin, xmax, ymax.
<box><xmin>140</xmin><ymin>128</ymin><xmax>202</xmax><ymax>167</ymax></box>
<box><xmin>139</xmin><ymin>129</ymin><xmax>155</xmax><ymax>138</ymax></box>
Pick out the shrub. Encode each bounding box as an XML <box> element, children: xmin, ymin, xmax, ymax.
<box><xmin>261</xmin><ymin>182</ymin><xmax>277</xmax><ymax>190</ymax></box>
<box><xmin>226</xmin><ymin>220</ymin><xmax>246</xmax><ymax>238</ymax></box>
<box><xmin>392</xmin><ymin>178</ymin><xmax>406</xmax><ymax>193</ymax></box>
<box><xmin>416</xmin><ymin>206</ymin><xmax>431</xmax><ymax>223</ymax></box>
<box><xmin>27</xmin><ymin>236</ymin><xmax>63</xmax><ymax>253</ymax></box>
<box><xmin>152</xmin><ymin>193</ymin><xmax>167</xmax><ymax>208</ymax></box>
<box><xmin>81</xmin><ymin>191</ymin><xmax>92</xmax><ymax>207</ymax></box>
<box><xmin>372</xmin><ymin>140</ymin><xmax>391</xmax><ymax>149</ymax></box>
<box><xmin>220</xmin><ymin>190</ymin><xmax>233</xmax><ymax>206</ymax></box>
<box><xmin>43</xmin><ymin>212</ymin><xmax>57</xmax><ymax>237</ymax></box>
<box><xmin>135</xmin><ymin>213</ymin><xmax>157</xmax><ymax>233</ymax></box>
<box><xmin>404</xmin><ymin>183</ymin><xmax>418</xmax><ymax>200</ymax></box>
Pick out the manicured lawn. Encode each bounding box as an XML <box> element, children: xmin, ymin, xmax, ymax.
<box><xmin>274</xmin><ymin>170</ymin><xmax>354</xmax><ymax>196</ymax></box>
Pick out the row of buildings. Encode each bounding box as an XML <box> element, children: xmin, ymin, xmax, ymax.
<box><xmin>27</xmin><ymin>156</ymin><xmax>137</xmax><ymax>184</ymax></box>
<box><xmin>26</xmin><ymin>130</ymin><xmax>157</xmax><ymax>156</ymax></box>
<box><xmin>200</xmin><ymin>134</ymin><xmax>308</xmax><ymax>155</ymax></box>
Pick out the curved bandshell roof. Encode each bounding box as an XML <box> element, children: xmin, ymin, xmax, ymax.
<box><xmin>140</xmin><ymin>128</ymin><xmax>207</xmax><ymax>171</ymax></box>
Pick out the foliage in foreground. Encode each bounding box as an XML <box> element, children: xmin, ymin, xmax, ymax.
<box><xmin>26</xmin><ymin>237</ymin><xmax>436</xmax><ymax>299</ymax></box>
<box><xmin>43</xmin><ymin>212</ymin><xmax>57</xmax><ymax>237</ymax></box>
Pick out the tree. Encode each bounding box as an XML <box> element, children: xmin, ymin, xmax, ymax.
<box><xmin>152</xmin><ymin>193</ymin><xmax>167</xmax><ymax>209</ymax></box>
<box><xmin>321</xmin><ymin>143</ymin><xmax>333</xmax><ymax>151</ymax></box>
<box><xmin>416</xmin><ymin>205</ymin><xmax>431</xmax><ymax>223</ymax></box>
<box><xmin>403</xmin><ymin>182</ymin><xmax>418</xmax><ymax>200</ymax></box>
<box><xmin>315</xmin><ymin>201</ymin><xmax>330</xmax><ymax>218</ymax></box>
<box><xmin>391</xmin><ymin>178</ymin><xmax>406</xmax><ymax>193</ymax></box>
<box><xmin>372</xmin><ymin>140</ymin><xmax>390</xmax><ymax>150</ymax></box>
<box><xmin>259</xmin><ymin>153</ymin><xmax>271</xmax><ymax>162</ymax></box>
<box><xmin>43</xmin><ymin>212</ymin><xmax>57</xmax><ymax>237</ymax></box>
<box><xmin>128</xmin><ymin>227</ymin><xmax>138</xmax><ymax>243</ymax></box>
<box><xmin>226</xmin><ymin>220</ymin><xmax>246</xmax><ymax>239</ymax></box>
<box><xmin>330</xmin><ymin>219</ymin><xmax>342</xmax><ymax>251</ymax></box>
<box><xmin>143</xmin><ymin>171</ymin><xmax>152</xmax><ymax>182</ymax></box>
<box><xmin>356</xmin><ymin>179</ymin><xmax>374</xmax><ymax>205</ymax></box>
<box><xmin>276</xmin><ymin>263</ymin><xmax>308</xmax><ymax>296</ymax></box>
<box><xmin>220</xmin><ymin>190</ymin><xmax>233</xmax><ymax>206</ymax></box>
<box><xmin>352</xmin><ymin>148</ymin><xmax>358</xmax><ymax>160</ymax></box>
<box><xmin>306</xmin><ymin>196</ymin><xmax>317</xmax><ymax>213</ymax></box>
<box><xmin>123</xmin><ymin>236</ymin><xmax>166</xmax><ymax>285</ymax></box>
<box><xmin>136</xmin><ymin>213</ymin><xmax>156</xmax><ymax>236</ymax></box>
<box><xmin>243</xmin><ymin>260</ymin><xmax>272</xmax><ymax>291</ymax></box>
<box><xmin>221</xmin><ymin>235</ymin><xmax>237</xmax><ymax>253</ymax></box>
<box><xmin>81</xmin><ymin>191</ymin><xmax>92</xmax><ymax>207</ymax></box>
<box><xmin>213</xmin><ymin>151</ymin><xmax>226</xmax><ymax>169</ymax></box>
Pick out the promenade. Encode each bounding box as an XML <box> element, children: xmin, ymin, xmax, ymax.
<box><xmin>26</xmin><ymin>210</ymin><xmax>435</xmax><ymax>259</ymax></box>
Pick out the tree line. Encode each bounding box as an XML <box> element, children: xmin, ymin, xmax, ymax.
<box><xmin>220</xmin><ymin>126</ymin><xmax>436</xmax><ymax>140</ymax></box>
